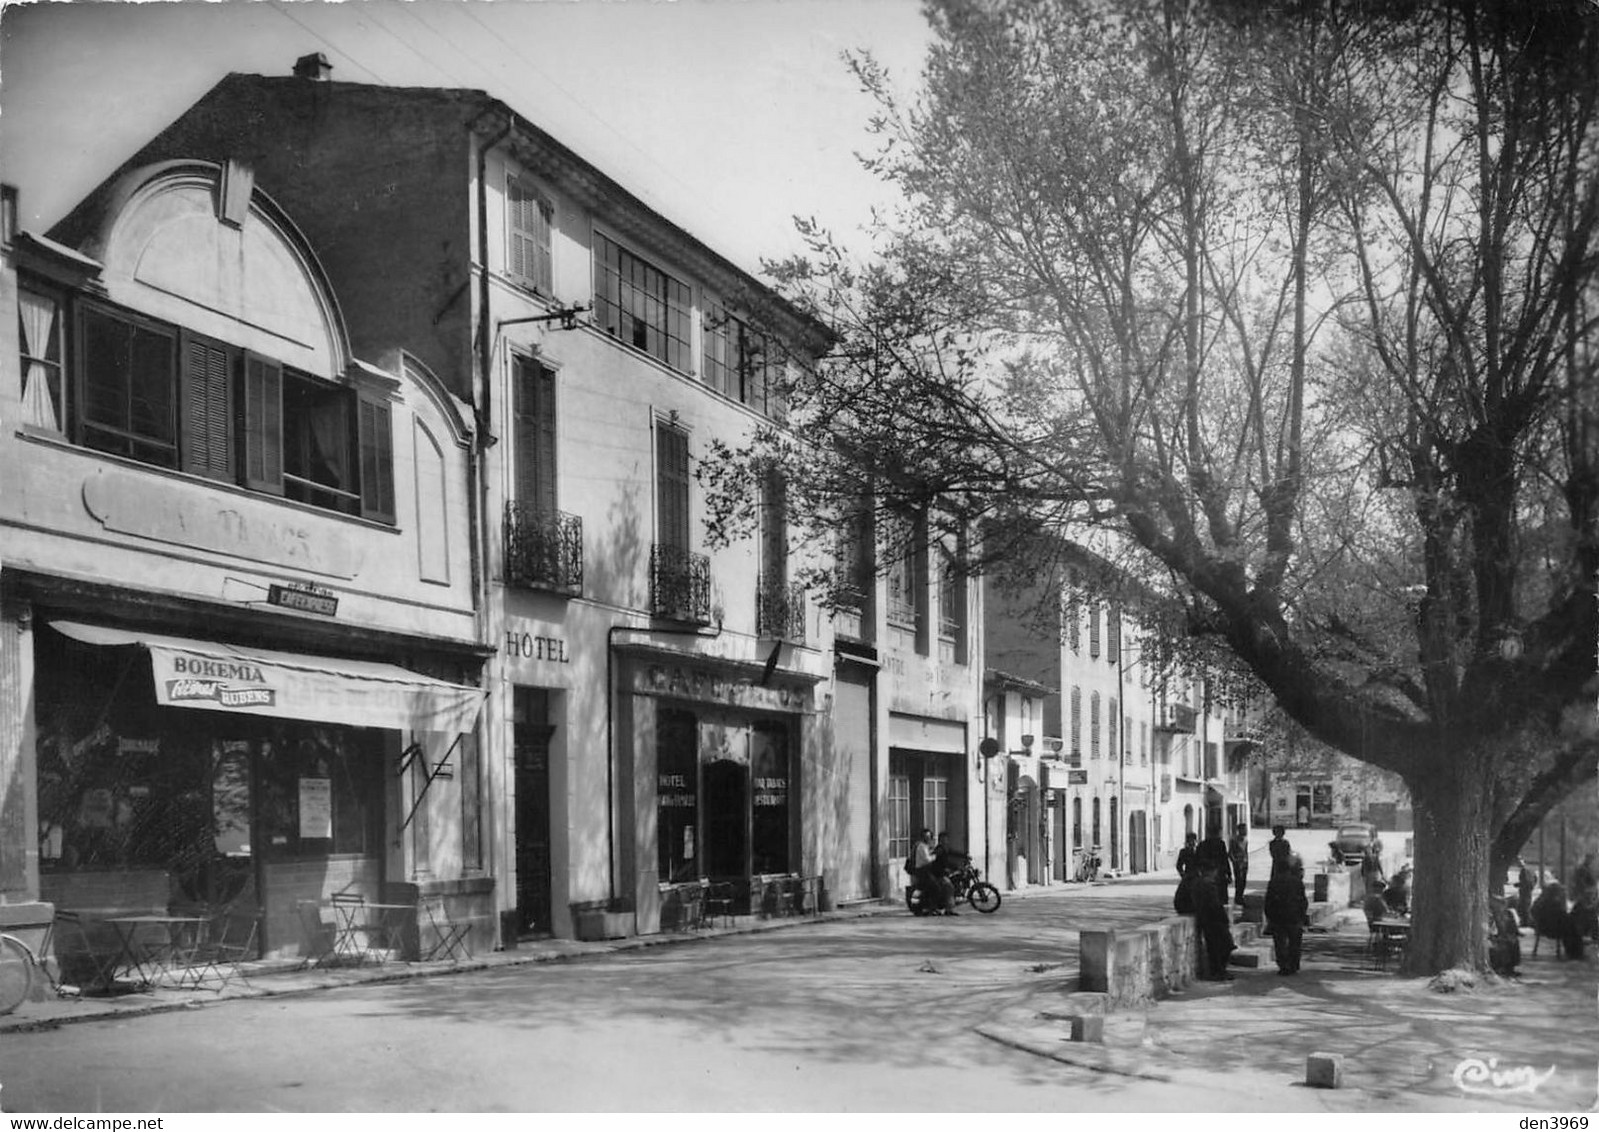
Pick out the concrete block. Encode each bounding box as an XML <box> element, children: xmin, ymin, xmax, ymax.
<box><xmin>1056</xmin><ymin>991</ymin><xmax>1108</xmax><ymax>1016</ymax></box>
<box><xmin>1306</xmin><ymin>1052</ymin><xmax>1344</xmax><ymax>1089</ymax></box>
<box><xmin>1079</xmin><ymin>930</ymin><xmax>1113</xmax><ymax>993</ymax></box>
<box><xmin>1069</xmin><ymin>1015</ymin><xmax>1105</xmax><ymax>1043</ymax></box>
<box><xmin>1229</xmin><ymin>950</ymin><xmax>1261</xmax><ymax>968</ymax></box>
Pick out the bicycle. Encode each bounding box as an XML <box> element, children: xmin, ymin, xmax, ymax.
<box><xmin>0</xmin><ymin>928</ymin><xmax>52</xmax><ymax>1015</ymax></box>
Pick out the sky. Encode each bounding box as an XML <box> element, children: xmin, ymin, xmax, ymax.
<box><xmin>0</xmin><ymin>0</ymin><xmax>935</xmax><ymax>277</ymax></box>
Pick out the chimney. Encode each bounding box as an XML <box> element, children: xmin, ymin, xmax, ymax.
<box><xmin>293</xmin><ymin>53</ymin><xmax>333</xmax><ymax>81</ymax></box>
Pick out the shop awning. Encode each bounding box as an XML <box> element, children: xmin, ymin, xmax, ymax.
<box><xmin>51</xmin><ymin>621</ymin><xmax>484</xmax><ymax>733</ymax></box>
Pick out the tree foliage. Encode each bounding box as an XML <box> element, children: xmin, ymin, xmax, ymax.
<box><xmin>701</xmin><ymin>0</ymin><xmax>1599</xmax><ymax>972</ymax></box>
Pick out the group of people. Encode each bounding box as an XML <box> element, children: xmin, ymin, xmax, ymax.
<box><xmin>906</xmin><ymin>828</ymin><xmax>968</xmax><ymax>916</ymax></box>
<box><xmin>1174</xmin><ymin>822</ymin><xmax>1309</xmax><ymax>978</ymax></box>
<box><xmin>1524</xmin><ymin>851</ymin><xmax>1599</xmax><ymax>960</ymax></box>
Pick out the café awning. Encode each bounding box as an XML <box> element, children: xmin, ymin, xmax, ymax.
<box><xmin>51</xmin><ymin>620</ymin><xmax>484</xmax><ymax>733</ymax></box>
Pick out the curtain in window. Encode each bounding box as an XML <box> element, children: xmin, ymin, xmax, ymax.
<box><xmin>308</xmin><ymin>399</ymin><xmax>349</xmax><ymax>489</ymax></box>
<box><xmin>19</xmin><ymin>289</ymin><xmax>61</xmax><ymax>431</ymax></box>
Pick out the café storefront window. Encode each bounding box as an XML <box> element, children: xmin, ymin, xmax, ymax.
<box><xmin>750</xmin><ymin>722</ymin><xmax>790</xmax><ymax>875</ymax></box>
<box><xmin>657</xmin><ymin>708</ymin><xmax>699</xmax><ymax>883</ymax></box>
<box><xmin>34</xmin><ymin>625</ymin><xmax>386</xmax><ymax>918</ymax></box>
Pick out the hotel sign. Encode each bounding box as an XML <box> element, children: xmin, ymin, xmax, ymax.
<box><xmin>268</xmin><ymin>583</ymin><xmax>339</xmax><ymax>617</ymax></box>
<box><xmin>632</xmin><ymin>662</ymin><xmax>807</xmax><ymax>712</ymax></box>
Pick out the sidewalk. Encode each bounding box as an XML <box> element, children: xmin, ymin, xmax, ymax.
<box><xmin>9</xmin><ymin>876</ymin><xmax>1594</xmax><ymax>1113</ymax></box>
<box><xmin>977</xmin><ymin>906</ymin><xmax>1599</xmax><ymax>1112</ymax></box>
<box><xmin>0</xmin><ymin>874</ymin><xmax>1131</xmax><ymax>1036</ymax></box>
<box><xmin>0</xmin><ymin>897</ymin><xmax>915</xmax><ymax>1035</ymax></box>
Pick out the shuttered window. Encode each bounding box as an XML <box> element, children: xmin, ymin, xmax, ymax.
<box><xmin>242</xmin><ymin>353</ymin><xmax>284</xmax><ymax>495</ymax></box>
<box><xmin>507</xmin><ymin>176</ymin><xmax>553</xmax><ymax>294</ymax></box>
<box><xmin>359</xmin><ymin>394</ymin><xmax>395</xmax><ymax>524</ymax></box>
<box><xmin>760</xmin><ymin>468</ymin><xmax>787</xmax><ymax>583</ymax></box>
<box><xmin>78</xmin><ymin>303</ymin><xmax>178</xmax><ymax>467</ymax></box>
<box><xmin>655</xmin><ymin>420</ymin><xmax>690</xmax><ymax>550</ymax></box>
<box><xmin>513</xmin><ymin>356</ymin><xmax>558</xmax><ymax>512</ymax></box>
<box><xmin>181</xmin><ymin>333</ymin><xmax>234</xmax><ymax>481</ymax></box>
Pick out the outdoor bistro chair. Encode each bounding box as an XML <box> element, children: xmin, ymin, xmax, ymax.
<box><xmin>703</xmin><ymin>882</ymin><xmax>736</xmax><ymax>928</ymax></box>
<box><xmin>184</xmin><ymin>907</ymin><xmax>259</xmax><ymax>991</ymax></box>
<box><xmin>295</xmin><ymin>899</ymin><xmax>335</xmax><ymax>969</ymax></box>
<box><xmin>49</xmin><ymin>910</ymin><xmax>118</xmax><ymax>995</ymax></box>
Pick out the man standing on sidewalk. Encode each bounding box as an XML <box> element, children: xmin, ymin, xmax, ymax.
<box><xmin>1264</xmin><ymin>853</ymin><xmax>1308</xmax><ymax>974</ymax></box>
<box><xmin>1228</xmin><ymin>824</ymin><xmax>1250</xmax><ymax>907</ymax></box>
<box><xmin>1195</xmin><ymin>823</ymin><xmax>1232</xmax><ymax>896</ymax></box>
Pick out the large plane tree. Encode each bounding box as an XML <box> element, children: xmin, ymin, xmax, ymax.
<box><xmin>705</xmin><ymin>0</ymin><xmax>1599</xmax><ymax>974</ymax></box>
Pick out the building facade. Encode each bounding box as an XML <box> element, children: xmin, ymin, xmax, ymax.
<box><xmin>10</xmin><ymin>56</ymin><xmax>988</xmax><ymax>944</ymax></box>
<box><xmin>0</xmin><ymin>160</ymin><xmax>490</xmax><ymax>960</ymax></box>
<box><xmin>985</xmin><ymin>546</ymin><xmax>1242</xmax><ymax>882</ymax></box>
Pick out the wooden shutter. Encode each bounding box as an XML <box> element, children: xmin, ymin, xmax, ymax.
<box><xmin>761</xmin><ymin>469</ymin><xmax>786</xmax><ymax>580</ymax></box>
<box><xmin>241</xmin><ymin>353</ymin><xmax>283</xmax><ymax>494</ymax></box>
<box><xmin>513</xmin><ymin>357</ymin><xmax>557</xmax><ymax>512</ymax></box>
<box><xmin>359</xmin><ymin>393</ymin><xmax>396</xmax><ymax>524</ymax></box>
<box><xmin>655</xmin><ymin>422</ymin><xmax>690</xmax><ymax>550</ymax></box>
<box><xmin>181</xmin><ymin>334</ymin><xmax>233</xmax><ymax>481</ymax></box>
<box><xmin>508</xmin><ymin>177</ymin><xmax>552</xmax><ymax>292</ymax></box>
<box><xmin>534</xmin><ymin>195</ymin><xmax>553</xmax><ymax>295</ymax></box>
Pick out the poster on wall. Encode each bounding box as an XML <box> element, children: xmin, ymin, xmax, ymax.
<box><xmin>299</xmin><ymin>777</ymin><xmax>332</xmax><ymax>840</ymax></box>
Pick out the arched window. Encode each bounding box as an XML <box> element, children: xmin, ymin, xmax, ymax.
<box><xmin>1072</xmin><ymin>796</ymin><xmax>1083</xmax><ymax>849</ymax></box>
<box><xmin>1091</xmin><ymin>797</ymin><xmax>1102</xmax><ymax>848</ymax></box>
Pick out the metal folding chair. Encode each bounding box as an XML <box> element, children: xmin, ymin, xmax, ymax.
<box><xmin>49</xmin><ymin>910</ymin><xmax>118</xmax><ymax>995</ymax></box>
<box><xmin>422</xmin><ymin>903</ymin><xmax>470</xmax><ymax>962</ymax></box>
<box><xmin>185</xmin><ymin>909</ymin><xmax>259</xmax><ymax>991</ymax></box>
<box><xmin>704</xmin><ymin>882</ymin><xmax>736</xmax><ymax>928</ymax></box>
<box><xmin>295</xmin><ymin>899</ymin><xmax>336</xmax><ymax>969</ymax></box>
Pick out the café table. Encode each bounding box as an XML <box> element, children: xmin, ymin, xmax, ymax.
<box><xmin>1371</xmin><ymin>917</ymin><xmax>1411</xmax><ymax>971</ymax></box>
<box><xmin>103</xmin><ymin>915</ymin><xmax>212</xmax><ymax>990</ymax></box>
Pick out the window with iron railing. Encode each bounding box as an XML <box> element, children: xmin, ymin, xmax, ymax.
<box><xmin>503</xmin><ymin>501</ymin><xmax>583</xmax><ymax>594</ymax></box>
<box><xmin>834</xmin><ymin>503</ymin><xmax>875</xmax><ymax>644</ymax></box>
<box><xmin>756</xmin><ymin>576</ymin><xmax>806</xmax><ymax>643</ymax></box>
<box><xmin>650</xmin><ymin>543</ymin><xmax>712</xmax><ymax>624</ymax></box>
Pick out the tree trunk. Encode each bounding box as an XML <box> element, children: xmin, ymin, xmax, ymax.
<box><xmin>1403</xmin><ymin>748</ymin><xmax>1492</xmax><ymax>975</ymax></box>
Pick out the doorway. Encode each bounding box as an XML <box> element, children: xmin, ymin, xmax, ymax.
<box><xmin>513</xmin><ymin>687</ymin><xmax>554</xmax><ymax>937</ymax></box>
<box><xmin>702</xmin><ymin>758</ymin><xmax>750</xmax><ymax>878</ymax></box>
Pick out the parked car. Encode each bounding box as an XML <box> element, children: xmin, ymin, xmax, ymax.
<box><xmin>1329</xmin><ymin>822</ymin><xmax>1379</xmax><ymax>865</ymax></box>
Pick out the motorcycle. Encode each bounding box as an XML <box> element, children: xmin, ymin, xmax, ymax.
<box><xmin>906</xmin><ymin>860</ymin><xmax>1002</xmax><ymax>915</ymax></box>
<box><xmin>1074</xmin><ymin>849</ymin><xmax>1102</xmax><ymax>883</ymax></box>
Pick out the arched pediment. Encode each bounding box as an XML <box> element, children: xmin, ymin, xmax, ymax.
<box><xmin>93</xmin><ymin>160</ymin><xmax>350</xmax><ymax>378</ymax></box>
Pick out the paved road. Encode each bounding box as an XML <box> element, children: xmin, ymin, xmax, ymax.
<box><xmin>1</xmin><ymin>879</ymin><xmax>1339</xmax><ymax>1113</ymax></box>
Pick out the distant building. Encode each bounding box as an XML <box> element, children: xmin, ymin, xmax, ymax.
<box><xmin>985</xmin><ymin>542</ymin><xmax>1241</xmax><ymax>880</ymax></box>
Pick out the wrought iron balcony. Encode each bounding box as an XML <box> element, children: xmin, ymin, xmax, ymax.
<box><xmin>650</xmin><ymin>543</ymin><xmax>713</xmax><ymax>624</ymax></box>
<box><xmin>503</xmin><ymin>501</ymin><xmax>583</xmax><ymax>596</ymax></box>
<box><xmin>756</xmin><ymin>576</ymin><xmax>807</xmax><ymax>644</ymax></box>
<box><xmin>1154</xmin><ymin>702</ymin><xmax>1198</xmax><ymax>734</ymax></box>
<box><xmin>832</xmin><ymin>583</ymin><xmax>873</xmax><ymax>645</ymax></box>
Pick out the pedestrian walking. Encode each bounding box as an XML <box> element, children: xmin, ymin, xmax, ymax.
<box><xmin>1192</xmin><ymin>863</ymin><xmax>1235</xmax><ymax>980</ymax></box>
<box><xmin>1176</xmin><ymin>832</ymin><xmax>1198</xmax><ymax>879</ymax></box>
<box><xmin>1515</xmin><ymin>856</ymin><xmax>1538</xmax><ymax>924</ymax></box>
<box><xmin>1263</xmin><ymin>853</ymin><xmax>1308</xmax><ymax>974</ymax></box>
<box><xmin>1228</xmin><ymin>824</ymin><xmax>1250</xmax><ymax>906</ymax></box>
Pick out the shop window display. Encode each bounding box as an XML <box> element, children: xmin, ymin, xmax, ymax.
<box><xmin>656</xmin><ymin>708</ymin><xmax>699</xmax><ymax>883</ymax></box>
<box><xmin>34</xmin><ymin>627</ymin><xmax>385</xmax><ymax>913</ymax></box>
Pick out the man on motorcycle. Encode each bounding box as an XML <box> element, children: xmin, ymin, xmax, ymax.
<box><xmin>933</xmin><ymin>832</ymin><xmax>969</xmax><ymax>877</ymax></box>
<box><xmin>911</xmin><ymin>828</ymin><xmax>958</xmax><ymax>915</ymax></box>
